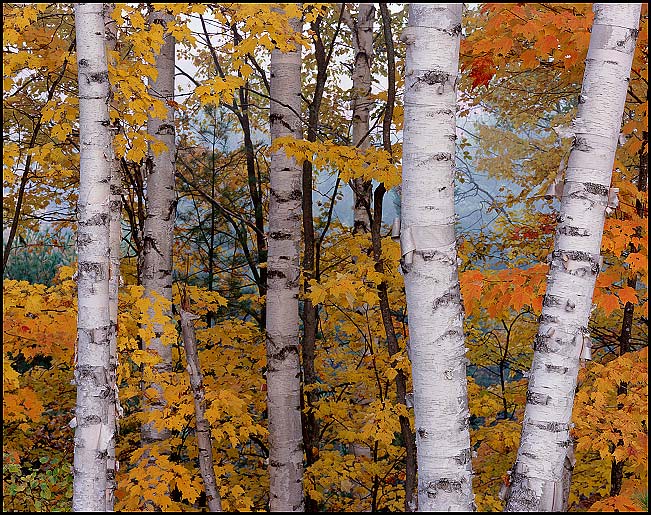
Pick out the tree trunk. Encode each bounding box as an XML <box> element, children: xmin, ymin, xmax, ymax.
<box><xmin>400</xmin><ymin>4</ymin><xmax>474</xmax><ymax>511</ymax></box>
<box><xmin>347</xmin><ymin>3</ymin><xmax>375</xmax><ymax>234</ymax></box>
<box><xmin>179</xmin><ymin>309</ymin><xmax>223</xmax><ymax>512</ymax></box>
<box><xmin>504</xmin><ymin>4</ymin><xmax>642</xmax><ymax>511</ymax></box>
<box><xmin>267</xmin><ymin>8</ymin><xmax>305</xmax><ymax>512</ymax></box>
<box><xmin>141</xmin><ymin>8</ymin><xmax>176</xmax><ymax>446</ymax></box>
<box><xmin>610</xmin><ymin>130</ymin><xmax>647</xmax><ymax>497</ymax></box>
<box><xmin>72</xmin><ymin>3</ymin><xmax>114</xmax><ymax>511</ymax></box>
<box><xmin>376</xmin><ymin>4</ymin><xmax>417</xmax><ymax>510</ymax></box>
<box><xmin>104</xmin><ymin>4</ymin><xmax>122</xmax><ymax>510</ymax></box>
<box><xmin>300</xmin><ymin>15</ymin><xmax>329</xmax><ymax>512</ymax></box>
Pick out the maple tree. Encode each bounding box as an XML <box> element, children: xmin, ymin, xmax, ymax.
<box><xmin>3</xmin><ymin>2</ymin><xmax>647</xmax><ymax>513</ymax></box>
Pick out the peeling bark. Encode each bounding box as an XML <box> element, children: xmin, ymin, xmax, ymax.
<box><xmin>400</xmin><ymin>4</ymin><xmax>474</xmax><ymax>511</ymax></box>
<box><xmin>505</xmin><ymin>4</ymin><xmax>642</xmax><ymax>512</ymax></box>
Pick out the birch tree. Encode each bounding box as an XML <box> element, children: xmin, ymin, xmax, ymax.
<box><xmin>343</xmin><ymin>3</ymin><xmax>375</xmax><ymax>234</ymax></box>
<box><xmin>141</xmin><ymin>8</ymin><xmax>176</xmax><ymax>446</ymax></box>
<box><xmin>179</xmin><ymin>308</ymin><xmax>223</xmax><ymax>512</ymax></box>
<box><xmin>104</xmin><ymin>5</ymin><xmax>122</xmax><ymax>509</ymax></box>
<box><xmin>399</xmin><ymin>4</ymin><xmax>474</xmax><ymax>511</ymax></box>
<box><xmin>504</xmin><ymin>4</ymin><xmax>642</xmax><ymax>511</ymax></box>
<box><xmin>266</xmin><ymin>8</ymin><xmax>305</xmax><ymax>512</ymax></box>
<box><xmin>72</xmin><ymin>3</ymin><xmax>114</xmax><ymax>511</ymax></box>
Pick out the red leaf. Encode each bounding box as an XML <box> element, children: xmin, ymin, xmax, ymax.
<box><xmin>469</xmin><ymin>57</ymin><xmax>496</xmax><ymax>89</ymax></box>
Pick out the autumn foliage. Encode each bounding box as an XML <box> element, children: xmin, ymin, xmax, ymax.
<box><xmin>3</xmin><ymin>2</ymin><xmax>647</xmax><ymax>512</ymax></box>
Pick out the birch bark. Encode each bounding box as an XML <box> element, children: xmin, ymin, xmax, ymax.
<box><xmin>72</xmin><ymin>3</ymin><xmax>113</xmax><ymax>511</ymax></box>
<box><xmin>179</xmin><ymin>309</ymin><xmax>223</xmax><ymax>512</ymax></box>
<box><xmin>400</xmin><ymin>4</ymin><xmax>474</xmax><ymax>511</ymax></box>
<box><xmin>504</xmin><ymin>4</ymin><xmax>642</xmax><ymax>512</ymax></box>
<box><xmin>104</xmin><ymin>5</ymin><xmax>121</xmax><ymax>509</ymax></box>
<box><xmin>267</xmin><ymin>9</ymin><xmax>305</xmax><ymax>512</ymax></box>
<box><xmin>141</xmin><ymin>8</ymin><xmax>176</xmax><ymax>446</ymax></box>
<box><xmin>346</xmin><ymin>3</ymin><xmax>375</xmax><ymax>234</ymax></box>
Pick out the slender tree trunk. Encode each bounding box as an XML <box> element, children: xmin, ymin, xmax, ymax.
<box><xmin>376</xmin><ymin>5</ymin><xmax>417</xmax><ymax>510</ymax></box>
<box><xmin>141</xmin><ymin>8</ymin><xmax>176</xmax><ymax>447</ymax></box>
<box><xmin>72</xmin><ymin>3</ymin><xmax>114</xmax><ymax>511</ymax></box>
<box><xmin>301</xmin><ymin>16</ymin><xmax>330</xmax><ymax>512</ymax></box>
<box><xmin>179</xmin><ymin>308</ymin><xmax>223</xmax><ymax>512</ymax></box>
<box><xmin>207</xmin><ymin>120</ymin><xmax>216</xmax><ymax>328</ymax></box>
<box><xmin>346</xmin><ymin>3</ymin><xmax>375</xmax><ymax>234</ymax></box>
<box><xmin>504</xmin><ymin>4</ymin><xmax>642</xmax><ymax>511</ymax></box>
<box><xmin>237</xmin><ymin>82</ymin><xmax>268</xmax><ymax>321</ymax></box>
<box><xmin>400</xmin><ymin>4</ymin><xmax>474</xmax><ymax>511</ymax></box>
<box><xmin>199</xmin><ymin>19</ymin><xmax>267</xmax><ymax>328</ymax></box>
<box><xmin>267</xmin><ymin>8</ymin><xmax>305</xmax><ymax>512</ymax></box>
<box><xmin>104</xmin><ymin>5</ymin><xmax>122</xmax><ymax>510</ymax></box>
<box><xmin>610</xmin><ymin>130</ymin><xmax>647</xmax><ymax>497</ymax></box>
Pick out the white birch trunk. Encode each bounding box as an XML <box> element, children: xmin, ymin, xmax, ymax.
<box><xmin>504</xmin><ymin>4</ymin><xmax>641</xmax><ymax>511</ymax></box>
<box><xmin>104</xmin><ymin>6</ymin><xmax>121</xmax><ymax>509</ymax></box>
<box><xmin>400</xmin><ymin>4</ymin><xmax>475</xmax><ymax>511</ymax></box>
<box><xmin>179</xmin><ymin>309</ymin><xmax>223</xmax><ymax>512</ymax></box>
<box><xmin>267</xmin><ymin>9</ymin><xmax>305</xmax><ymax>512</ymax></box>
<box><xmin>72</xmin><ymin>3</ymin><xmax>113</xmax><ymax>511</ymax></box>
<box><xmin>141</xmin><ymin>8</ymin><xmax>176</xmax><ymax>445</ymax></box>
<box><xmin>348</xmin><ymin>3</ymin><xmax>375</xmax><ymax>234</ymax></box>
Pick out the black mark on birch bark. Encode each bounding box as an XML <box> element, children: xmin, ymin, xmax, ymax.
<box><xmin>143</xmin><ymin>235</ymin><xmax>162</xmax><ymax>257</ymax></box>
<box><xmin>535</xmin><ymin>421</ymin><xmax>569</xmax><ymax>432</ymax></box>
<box><xmin>156</xmin><ymin>123</ymin><xmax>175</xmax><ymax>136</ymax></box>
<box><xmin>572</xmin><ymin>137</ymin><xmax>591</xmax><ymax>151</ymax></box>
<box><xmin>270</xmin><ymin>345</ymin><xmax>299</xmax><ymax>362</ymax></box>
<box><xmin>432</xmin><ymin>152</ymin><xmax>452</xmax><ymax>161</ymax></box>
<box><xmin>79</xmin><ymin>212</ymin><xmax>109</xmax><ymax>227</ymax></box>
<box><xmin>267</xmin><ymin>270</ymin><xmax>286</xmax><ymax>280</ymax></box>
<box><xmin>557</xmin><ymin>225</ymin><xmax>590</xmax><ymax>237</ymax></box>
<box><xmin>539</xmin><ymin>313</ymin><xmax>559</xmax><ymax>324</ymax></box>
<box><xmin>545</xmin><ymin>364</ymin><xmax>569</xmax><ymax>374</ymax></box>
<box><xmin>90</xmin><ymin>71</ymin><xmax>109</xmax><ymax>83</ymax></box>
<box><xmin>543</xmin><ymin>293</ymin><xmax>563</xmax><ymax>307</ymax></box>
<box><xmin>533</xmin><ymin>334</ymin><xmax>555</xmax><ymax>353</ymax></box>
<box><xmin>527</xmin><ymin>391</ymin><xmax>551</xmax><ymax>405</ymax></box>
<box><xmin>418</xmin><ymin>70</ymin><xmax>451</xmax><ymax>87</ymax></box>
<box><xmin>445</xmin><ymin>24</ymin><xmax>462</xmax><ymax>37</ymax></box>
<box><xmin>269</xmin><ymin>231</ymin><xmax>293</xmax><ymax>240</ymax></box>
<box><xmin>432</xmin><ymin>286</ymin><xmax>459</xmax><ymax>312</ymax></box>
<box><xmin>78</xmin><ymin>262</ymin><xmax>107</xmax><ymax>280</ymax></box>
<box><xmin>426</xmin><ymin>478</ymin><xmax>463</xmax><ymax>495</ymax></box>
<box><xmin>582</xmin><ymin>182</ymin><xmax>609</xmax><ymax>196</ymax></box>
<box><xmin>454</xmin><ymin>447</ymin><xmax>472</xmax><ymax>465</ymax></box>
<box><xmin>82</xmin><ymin>414</ymin><xmax>102</xmax><ymax>425</ymax></box>
<box><xmin>435</xmin><ymin>328</ymin><xmax>463</xmax><ymax>345</ymax></box>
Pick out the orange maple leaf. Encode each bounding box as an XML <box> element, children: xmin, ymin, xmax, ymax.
<box><xmin>618</xmin><ymin>286</ymin><xmax>638</xmax><ymax>306</ymax></box>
